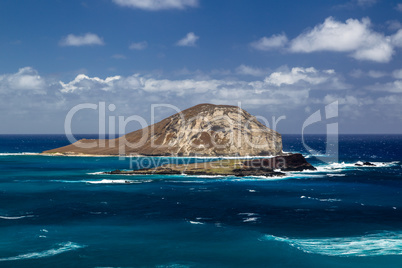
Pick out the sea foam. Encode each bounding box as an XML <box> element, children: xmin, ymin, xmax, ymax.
<box><xmin>0</xmin><ymin>215</ymin><xmax>34</xmax><ymax>220</ymax></box>
<box><xmin>0</xmin><ymin>153</ymin><xmax>39</xmax><ymax>156</ymax></box>
<box><xmin>263</xmin><ymin>232</ymin><xmax>402</xmax><ymax>257</ymax></box>
<box><xmin>0</xmin><ymin>242</ymin><xmax>85</xmax><ymax>261</ymax></box>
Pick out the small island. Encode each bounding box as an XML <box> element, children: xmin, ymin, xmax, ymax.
<box><xmin>105</xmin><ymin>153</ymin><xmax>316</xmax><ymax>177</ymax></box>
<box><xmin>45</xmin><ymin>103</ymin><xmax>316</xmax><ymax>176</ymax></box>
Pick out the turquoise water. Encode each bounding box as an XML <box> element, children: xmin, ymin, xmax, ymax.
<box><xmin>0</xmin><ymin>134</ymin><xmax>401</xmax><ymax>267</ymax></box>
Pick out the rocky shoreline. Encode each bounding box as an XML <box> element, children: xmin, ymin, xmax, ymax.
<box><xmin>104</xmin><ymin>153</ymin><xmax>316</xmax><ymax>177</ymax></box>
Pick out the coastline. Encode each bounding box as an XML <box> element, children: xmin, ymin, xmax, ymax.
<box><xmin>103</xmin><ymin>153</ymin><xmax>316</xmax><ymax>177</ymax></box>
<box><xmin>39</xmin><ymin>152</ymin><xmax>289</xmax><ymax>159</ymax></box>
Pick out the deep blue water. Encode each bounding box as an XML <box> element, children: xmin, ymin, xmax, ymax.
<box><xmin>0</xmin><ymin>134</ymin><xmax>401</xmax><ymax>267</ymax></box>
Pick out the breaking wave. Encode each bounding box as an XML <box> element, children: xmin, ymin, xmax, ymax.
<box><xmin>0</xmin><ymin>242</ymin><xmax>85</xmax><ymax>262</ymax></box>
<box><xmin>0</xmin><ymin>153</ymin><xmax>39</xmax><ymax>156</ymax></box>
<box><xmin>262</xmin><ymin>232</ymin><xmax>402</xmax><ymax>257</ymax></box>
<box><xmin>0</xmin><ymin>215</ymin><xmax>34</xmax><ymax>220</ymax></box>
<box><xmin>85</xmin><ymin>179</ymin><xmax>151</xmax><ymax>184</ymax></box>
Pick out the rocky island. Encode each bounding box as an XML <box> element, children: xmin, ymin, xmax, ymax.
<box><xmin>44</xmin><ymin>103</ymin><xmax>282</xmax><ymax>157</ymax></box>
<box><xmin>106</xmin><ymin>153</ymin><xmax>316</xmax><ymax>177</ymax></box>
<box><xmin>44</xmin><ymin>103</ymin><xmax>315</xmax><ymax>176</ymax></box>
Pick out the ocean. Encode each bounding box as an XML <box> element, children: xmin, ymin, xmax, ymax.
<box><xmin>0</xmin><ymin>134</ymin><xmax>401</xmax><ymax>267</ymax></box>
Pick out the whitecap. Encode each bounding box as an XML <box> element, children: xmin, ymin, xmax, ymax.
<box><xmin>85</xmin><ymin>179</ymin><xmax>143</xmax><ymax>184</ymax></box>
<box><xmin>327</xmin><ymin>174</ymin><xmax>346</xmax><ymax>177</ymax></box>
<box><xmin>243</xmin><ymin>217</ymin><xmax>259</xmax><ymax>222</ymax></box>
<box><xmin>320</xmin><ymin>161</ymin><xmax>399</xmax><ymax>171</ymax></box>
<box><xmin>262</xmin><ymin>232</ymin><xmax>402</xmax><ymax>257</ymax></box>
<box><xmin>300</xmin><ymin>196</ymin><xmax>341</xmax><ymax>202</ymax></box>
<box><xmin>87</xmin><ymin>171</ymin><xmax>106</xmax><ymax>175</ymax></box>
<box><xmin>0</xmin><ymin>242</ymin><xmax>85</xmax><ymax>262</ymax></box>
<box><xmin>0</xmin><ymin>215</ymin><xmax>34</xmax><ymax>220</ymax></box>
<box><xmin>189</xmin><ymin>175</ymin><xmax>225</xmax><ymax>178</ymax></box>
<box><xmin>0</xmin><ymin>153</ymin><xmax>39</xmax><ymax>156</ymax></box>
<box><xmin>188</xmin><ymin>221</ymin><xmax>204</xmax><ymax>225</ymax></box>
<box><xmin>238</xmin><ymin>212</ymin><xmax>258</xmax><ymax>216</ymax></box>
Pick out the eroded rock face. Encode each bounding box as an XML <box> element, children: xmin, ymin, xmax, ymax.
<box><xmin>243</xmin><ymin>153</ymin><xmax>316</xmax><ymax>171</ymax></box>
<box><xmin>44</xmin><ymin>103</ymin><xmax>283</xmax><ymax>156</ymax></box>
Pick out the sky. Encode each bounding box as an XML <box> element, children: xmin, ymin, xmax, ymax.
<box><xmin>1</xmin><ymin>0</ymin><xmax>402</xmax><ymax>134</ymax></box>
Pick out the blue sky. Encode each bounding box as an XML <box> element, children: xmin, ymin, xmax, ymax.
<box><xmin>1</xmin><ymin>0</ymin><xmax>402</xmax><ymax>134</ymax></box>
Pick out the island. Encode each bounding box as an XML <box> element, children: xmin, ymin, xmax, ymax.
<box><xmin>44</xmin><ymin>103</ymin><xmax>316</xmax><ymax>176</ymax></box>
<box><xmin>105</xmin><ymin>153</ymin><xmax>316</xmax><ymax>177</ymax></box>
<box><xmin>43</xmin><ymin>103</ymin><xmax>282</xmax><ymax>157</ymax></box>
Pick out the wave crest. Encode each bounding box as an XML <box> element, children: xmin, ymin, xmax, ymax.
<box><xmin>263</xmin><ymin>232</ymin><xmax>402</xmax><ymax>257</ymax></box>
<box><xmin>0</xmin><ymin>242</ymin><xmax>85</xmax><ymax>262</ymax></box>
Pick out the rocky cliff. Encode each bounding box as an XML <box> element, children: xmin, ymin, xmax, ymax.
<box><xmin>43</xmin><ymin>103</ymin><xmax>283</xmax><ymax>156</ymax></box>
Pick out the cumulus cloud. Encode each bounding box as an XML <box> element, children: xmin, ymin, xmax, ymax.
<box><xmin>176</xmin><ymin>32</ymin><xmax>199</xmax><ymax>47</ymax></box>
<box><xmin>0</xmin><ymin>67</ymin><xmax>46</xmax><ymax>93</ymax></box>
<box><xmin>289</xmin><ymin>17</ymin><xmax>396</xmax><ymax>62</ymax></box>
<box><xmin>257</xmin><ymin>17</ymin><xmax>401</xmax><ymax>62</ymax></box>
<box><xmin>59</xmin><ymin>33</ymin><xmax>104</xmax><ymax>47</ymax></box>
<box><xmin>112</xmin><ymin>0</ymin><xmax>198</xmax><ymax>10</ymax></box>
<box><xmin>264</xmin><ymin>67</ymin><xmax>336</xmax><ymax>86</ymax></box>
<box><xmin>250</xmin><ymin>34</ymin><xmax>288</xmax><ymax>51</ymax></box>
<box><xmin>1</xmin><ymin>66</ymin><xmax>402</xmax><ymax>133</ymax></box>
<box><xmin>129</xmin><ymin>41</ymin><xmax>148</xmax><ymax>50</ymax></box>
<box><xmin>391</xmin><ymin>29</ymin><xmax>402</xmax><ymax>47</ymax></box>
<box><xmin>51</xmin><ymin>65</ymin><xmax>348</xmax><ymax>121</ymax></box>
<box><xmin>60</xmin><ymin>74</ymin><xmax>121</xmax><ymax>93</ymax></box>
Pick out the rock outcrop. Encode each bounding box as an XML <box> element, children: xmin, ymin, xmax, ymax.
<box><xmin>43</xmin><ymin>103</ymin><xmax>282</xmax><ymax>156</ymax></box>
<box><xmin>104</xmin><ymin>153</ymin><xmax>315</xmax><ymax>176</ymax></box>
<box><xmin>242</xmin><ymin>153</ymin><xmax>316</xmax><ymax>171</ymax></box>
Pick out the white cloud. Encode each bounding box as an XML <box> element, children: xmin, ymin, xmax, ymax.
<box><xmin>391</xmin><ymin>29</ymin><xmax>402</xmax><ymax>47</ymax></box>
<box><xmin>0</xmin><ymin>67</ymin><xmax>46</xmax><ymax>93</ymax></box>
<box><xmin>396</xmin><ymin>3</ymin><xmax>402</xmax><ymax>12</ymax></box>
<box><xmin>2</xmin><ymin>66</ymin><xmax>402</xmax><ymax>133</ymax></box>
<box><xmin>129</xmin><ymin>41</ymin><xmax>148</xmax><ymax>50</ymax></box>
<box><xmin>236</xmin><ymin>65</ymin><xmax>267</xmax><ymax>77</ymax></box>
<box><xmin>59</xmin><ymin>33</ymin><xmax>104</xmax><ymax>47</ymax></box>
<box><xmin>250</xmin><ymin>34</ymin><xmax>288</xmax><ymax>51</ymax></box>
<box><xmin>176</xmin><ymin>32</ymin><xmax>199</xmax><ymax>47</ymax></box>
<box><xmin>264</xmin><ymin>67</ymin><xmax>336</xmax><ymax>86</ymax></box>
<box><xmin>55</xmin><ymin>66</ymin><xmax>341</xmax><ymax>107</ymax></box>
<box><xmin>60</xmin><ymin>74</ymin><xmax>121</xmax><ymax>93</ymax></box>
<box><xmin>112</xmin><ymin>0</ymin><xmax>198</xmax><ymax>10</ymax></box>
<box><xmin>289</xmin><ymin>17</ymin><xmax>396</xmax><ymax>62</ymax></box>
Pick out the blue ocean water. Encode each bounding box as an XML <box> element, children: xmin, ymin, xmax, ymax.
<box><xmin>0</xmin><ymin>134</ymin><xmax>401</xmax><ymax>267</ymax></box>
